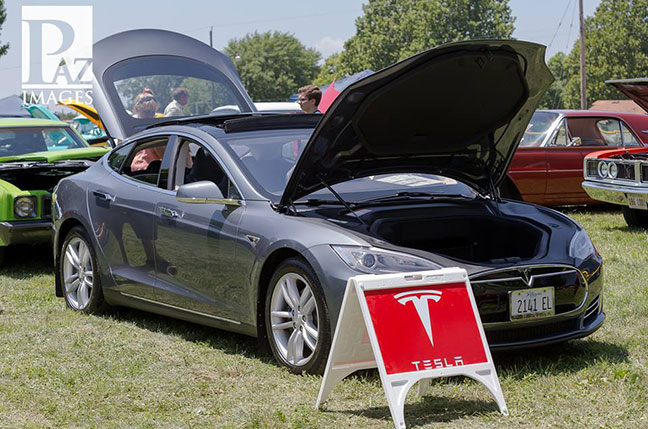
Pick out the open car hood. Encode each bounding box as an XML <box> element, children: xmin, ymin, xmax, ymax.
<box><xmin>280</xmin><ymin>40</ymin><xmax>553</xmax><ymax>208</ymax></box>
<box><xmin>92</xmin><ymin>29</ymin><xmax>255</xmax><ymax>139</ymax></box>
<box><xmin>57</xmin><ymin>100</ymin><xmax>104</xmax><ymax>129</ymax></box>
<box><xmin>607</xmin><ymin>78</ymin><xmax>648</xmax><ymax>113</ymax></box>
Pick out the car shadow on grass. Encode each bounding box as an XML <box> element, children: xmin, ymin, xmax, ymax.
<box><xmin>603</xmin><ymin>224</ymin><xmax>648</xmax><ymax>233</ymax></box>
<box><xmin>558</xmin><ymin>204</ymin><xmax>621</xmax><ymax>215</ymax></box>
<box><xmin>0</xmin><ymin>244</ymin><xmax>53</xmax><ymax>277</ymax></box>
<box><xmin>100</xmin><ymin>306</ymin><xmax>272</xmax><ymax>362</ymax></box>
<box><xmin>492</xmin><ymin>339</ymin><xmax>629</xmax><ymax>378</ymax></box>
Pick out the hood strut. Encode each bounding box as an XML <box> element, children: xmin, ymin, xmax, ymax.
<box><xmin>320</xmin><ymin>178</ymin><xmax>368</xmax><ymax>229</ymax></box>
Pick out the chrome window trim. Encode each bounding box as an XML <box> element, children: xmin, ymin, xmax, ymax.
<box><xmin>168</xmin><ymin>130</ymin><xmax>245</xmax><ymax>203</ymax></box>
<box><xmin>101</xmin><ymin>130</ymin><xmax>245</xmax><ymax>203</ymax></box>
<box><xmin>538</xmin><ymin>113</ymin><xmax>565</xmax><ymax>147</ymax></box>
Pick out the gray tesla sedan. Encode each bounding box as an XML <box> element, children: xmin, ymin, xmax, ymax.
<box><xmin>53</xmin><ymin>30</ymin><xmax>604</xmax><ymax>374</ymax></box>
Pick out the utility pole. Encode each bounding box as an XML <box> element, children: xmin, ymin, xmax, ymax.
<box><xmin>209</xmin><ymin>26</ymin><xmax>213</xmax><ymax>48</ymax></box>
<box><xmin>579</xmin><ymin>0</ymin><xmax>587</xmax><ymax>109</ymax></box>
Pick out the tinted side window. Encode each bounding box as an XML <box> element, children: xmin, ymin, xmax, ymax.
<box><xmin>173</xmin><ymin>139</ymin><xmax>233</xmax><ymax>198</ymax></box>
<box><xmin>550</xmin><ymin>120</ymin><xmax>568</xmax><ymax>146</ymax></box>
<box><xmin>566</xmin><ymin>118</ymin><xmax>607</xmax><ymax>146</ymax></box>
<box><xmin>121</xmin><ymin>137</ymin><xmax>169</xmax><ymax>186</ymax></box>
<box><xmin>107</xmin><ymin>143</ymin><xmax>133</xmax><ymax>172</ymax></box>
<box><xmin>621</xmin><ymin>122</ymin><xmax>641</xmax><ymax>147</ymax></box>
<box><xmin>596</xmin><ymin>119</ymin><xmax>622</xmax><ymax>146</ymax></box>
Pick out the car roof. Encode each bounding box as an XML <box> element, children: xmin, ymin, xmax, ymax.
<box><xmin>0</xmin><ymin>117</ymin><xmax>69</xmax><ymax>127</ymax></box>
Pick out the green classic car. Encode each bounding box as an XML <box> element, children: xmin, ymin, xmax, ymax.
<box><xmin>0</xmin><ymin>118</ymin><xmax>108</xmax><ymax>262</ymax></box>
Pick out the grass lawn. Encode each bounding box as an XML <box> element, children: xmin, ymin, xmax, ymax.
<box><xmin>1</xmin><ymin>208</ymin><xmax>647</xmax><ymax>428</ymax></box>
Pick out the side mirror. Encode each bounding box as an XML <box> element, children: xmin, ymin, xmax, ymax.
<box><xmin>176</xmin><ymin>181</ymin><xmax>240</xmax><ymax>206</ymax></box>
<box><xmin>568</xmin><ymin>137</ymin><xmax>582</xmax><ymax>147</ymax></box>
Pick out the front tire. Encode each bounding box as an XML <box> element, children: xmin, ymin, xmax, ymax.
<box><xmin>622</xmin><ymin>206</ymin><xmax>648</xmax><ymax>228</ymax></box>
<box><xmin>265</xmin><ymin>257</ymin><xmax>331</xmax><ymax>375</ymax></box>
<box><xmin>59</xmin><ymin>226</ymin><xmax>105</xmax><ymax>313</ymax></box>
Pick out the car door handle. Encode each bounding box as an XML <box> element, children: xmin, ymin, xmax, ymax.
<box><xmin>159</xmin><ymin>207</ymin><xmax>180</xmax><ymax>218</ymax></box>
<box><xmin>93</xmin><ymin>191</ymin><xmax>115</xmax><ymax>202</ymax></box>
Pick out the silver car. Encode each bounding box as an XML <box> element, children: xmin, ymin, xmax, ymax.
<box><xmin>53</xmin><ymin>30</ymin><xmax>604</xmax><ymax>374</ymax></box>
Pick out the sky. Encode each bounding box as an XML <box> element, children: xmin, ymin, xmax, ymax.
<box><xmin>0</xmin><ymin>0</ymin><xmax>602</xmax><ymax>98</ymax></box>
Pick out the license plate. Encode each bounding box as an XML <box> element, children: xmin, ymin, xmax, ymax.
<box><xmin>510</xmin><ymin>287</ymin><xmax>555</xmax><ymax>320</ymax></box>
<box><xmin>628</xmin><ymin>195</ymin><xmax>648</xmax><ymax>210</ymax></box>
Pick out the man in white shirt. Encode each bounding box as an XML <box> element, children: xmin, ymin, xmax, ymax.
<box><xmin>164</xmin><ymin>87</ymin><xmax>190</xmax><ymax>117</ymax></box>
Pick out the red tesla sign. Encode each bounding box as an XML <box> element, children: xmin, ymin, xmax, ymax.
<box><xmin>364</xmin><ymin>282</ymin><xmax>488</xmax><ymax>375</ymax></box>
<box><xmin>317</xmin><ymin>268</ymin><xmax>508</xmax><ymax>429</ymax></box>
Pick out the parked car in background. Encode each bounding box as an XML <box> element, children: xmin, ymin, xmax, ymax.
<box><xmin>53</xmin><ymin>32</ymin><xmax>605</xmax><ymax>374</ymax></box>
<box><xmin>502</xmin><ymin>109</ymin><xmax>648</xmax><ymax>205</ymax></box>
<box><xmin>71</xmin><ymin>115</ymin><xmax>107</xmax><ymax>141</ymax></box>
<box><xmin>582</xmin><ymin>78</ymin><xmax>648</xmax><ymax>226</ymax></box>
<box><xmin>0</xmin><ymin>118</ymin><xmax>108</xmax><ymax>262</ymax></box>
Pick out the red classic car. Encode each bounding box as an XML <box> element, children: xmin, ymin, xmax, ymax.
<box><xmin>582</xmin><ymin>78</ymin><xmax>648</xmax><ymax>226</ymax></box>
<box><xmin>501</xmin><ymin>109</ymin><xmax>648</xmax><ymax>205</ymax></box>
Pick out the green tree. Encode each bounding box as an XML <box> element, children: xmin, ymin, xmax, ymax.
<box><xmin>539</xmin><ymin>52</ymin><xmax>568</xmax><ymax>109</ymax></box>
<box><xmin>563</xmin><ymin>0</ymin><xmax>648</xmax><ymax>108</ymax></box>
<box><xmin>224</xmin><ymin>31</ymin><xmax>320</xmax><ymax>101</ymax></box>
<box><xmin>313</xmin><ymin>53</ymin><xmax>342</xmax><ymax>86</ymax></box>
<box><xmin>324</xmin><ymin>0</ymin><xmax>514</xmax><ymax>80</ymax></box>
<box><xmin>0</xmin><ymin>0</ymin><xmax>9</xmax><ymax>58</ymax></box>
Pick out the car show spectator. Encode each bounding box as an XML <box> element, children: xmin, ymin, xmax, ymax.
<box><xmin>164</xmin><ymin>87</ymin><xmax>190</xmax><ymax>117</ymax></box>
<box><xmin>132</xmin><ymin>89</ymin><xmax>159</xmax><ymax>119</ymax></box>
<box><xmin>297</xmin><ymin>85</ymin><xmax>322</xmax><ymax>114</ymax></box>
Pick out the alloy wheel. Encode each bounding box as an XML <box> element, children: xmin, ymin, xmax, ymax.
<box><xmin>269</xmin><ymin>272</ymin><xmax>320</xmax><ymax>367</ymax></box>
<box><xmin>63</xmin><ymin>237</ymin><xmax>94</xmax><ymax>310</ymax></box>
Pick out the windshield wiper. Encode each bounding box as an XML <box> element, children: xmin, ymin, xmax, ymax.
<box><xmin>353</xmin><ymin>191</ymin><xmax>474</xmax><ymax>207</ymax></box>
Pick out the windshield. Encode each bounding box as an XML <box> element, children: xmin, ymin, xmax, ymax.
<box><xmin>0</xmin><ymin>127</ymin><xmax>87</xmax><ymax>157</ymax></box>
<box><xmin>520</xmin><ymin>111</ymin><xmax>560</xmax><ymax>147</ymax></box>
<box><xmin>216</xmin><ymin>128</ymin><xmax>477</xmax><ymax>202</ymax></box>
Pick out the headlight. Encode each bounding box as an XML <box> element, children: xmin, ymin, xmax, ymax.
<box><xmin>569</xmin><ymin>229</ymin><xmax>596</xmax><ymax>263</ymax></box>
<box><xmin>332</xmin><ymin>245</ymin><xmax>442</xmax><ymax>274</ymax></box>
<box><xmin>598</xmin><ymin>161</ymin><xmax>609</xmax><ymax>178</ymax></box>
<box><xmin>608</xmin><ymin>162</ymin><xmax>618</xmax><ymax>179</ymax></box>
<box><xmin>14</xmin><ymin>196</ymin><xmax>37</xmax><ymax>218</ymax></box>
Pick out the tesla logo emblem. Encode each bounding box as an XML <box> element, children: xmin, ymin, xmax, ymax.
<box><xmin>395</xmin><ymin>290</ymin><xmax>442</xmax><ymax>346</ymax></box>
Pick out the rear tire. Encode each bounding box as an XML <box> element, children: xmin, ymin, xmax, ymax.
<box><xmin>622</xmin><ymin>206</ymin><xmax>648</xmax><ymax>228</ymax></box>
<box><xmin>59</xmin><ymin>226</ymin><xmax>106</xmax><ymax>313</ymax></box>
<box><xmin>265</xmin><ymin>257</ymin><xmax>331</xmax><ymax>375</ymax></box>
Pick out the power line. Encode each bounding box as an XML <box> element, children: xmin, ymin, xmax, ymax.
<box><xmin>548</xmin><ymin>0</ymin><xmax>574</xmax><ymax>49</ymax></box>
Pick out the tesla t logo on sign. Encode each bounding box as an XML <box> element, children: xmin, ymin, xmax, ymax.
<box><xmin>395</xmin><ymin>290</ymin><xmax>442</xmax><ymax>346</ymax></box>
<box><xmin>316</xmin><ymin>268</ymin><xmax>507</xmax><ymax>429</ymax></box>
<box><xmin>365</xmin><ymin>283</ymin><xmax>488</xmax><ymax>375</ymax></box>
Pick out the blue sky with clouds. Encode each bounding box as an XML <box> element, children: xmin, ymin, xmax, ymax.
<box><xmin>0</xmin><ymin>0</ymin><xmax>601</xmax><ymax>98</ymax></box>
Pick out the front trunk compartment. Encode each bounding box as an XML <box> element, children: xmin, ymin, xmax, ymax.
<box><xmin>372</xmin><ymin>212</ymin><xmax>546</xmax><ymax>264</ymax></box>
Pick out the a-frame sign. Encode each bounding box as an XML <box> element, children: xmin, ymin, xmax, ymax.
<box><xmin>316</xmin><ymin>268</ymin><xmax>507</xmax><ymax>429</ymax></box>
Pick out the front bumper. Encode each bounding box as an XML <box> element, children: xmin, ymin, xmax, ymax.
<box><xmin>583</xmin><ymin>180</ymin><xmax>648</xmax><ymax>207</ymax></box>
<box><xmin>0</xmin><ymin>220</ymin><xmax>53</xmax><ymax>246</ymax></box>
<box><xmin>314</xmin><ymin>242</ymin><xmax>606</xmax><ymax>350</ymax></box>
<box><xmin>486</xmin><ymin>297</ymin><xmax>605</xmax><ymax>350</ymax></box>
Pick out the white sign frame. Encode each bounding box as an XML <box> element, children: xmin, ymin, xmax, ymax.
<box><xmin>316</xmin><ymin>267</ymin><xmax>507</xmax><ymax>429</ymax></box>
